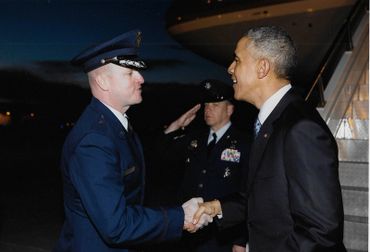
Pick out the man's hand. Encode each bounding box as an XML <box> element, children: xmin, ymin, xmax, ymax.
<box><xmin>164</xmin><ymin>104</ymin><xmax>201</xmax><ymax>134</ymax></box>
<box><xmin>232</xmin><ymin>244</ymin><xmax>248</xmax><ymax>252</ymax></box>
<box><xmin>182</xmin><ymin>197</ymin><xmax>212</xmax><ymax>233</ymax></box>
<box><xmin>192</xmin><ymin>199</ymin><xmax>222</xmax><ymax>225</ymax></box>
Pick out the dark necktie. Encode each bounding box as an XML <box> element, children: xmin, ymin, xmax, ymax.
<box><xmin>254</xmin><ymin>118</ymin><xmax>262</xmax><ymax>138</ymax></box>
<box><xmin>125</xmin><ymin>117</ymin><xmax>136</xmax><ymax>148</ymax></box>
<box><xmin>125</xmin><ymin>117</ymin><xmax>140</xmax><ymax>161</ymax></box>
<box><xmin>207</xmin><ymin>133</ymin><xmax>217</xmax><ymax>156</ymax></box>
<box><xmin>125</xmin><ymin>115</ymin><xmax>134</xmax><ymax>135</ymax></box>
<box><xmin>127</xmin><ymin>119</ymin><xmax>134</xmax><ymax>136</ymax></box>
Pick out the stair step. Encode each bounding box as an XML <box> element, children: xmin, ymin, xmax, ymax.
<box><xmin>344</xmin><ymin>220</ymin><xmax>368</xmax><ymax>251</ymax></box>
<box><xmin>337</xmin><ymin>139</ymin><xmax>368</xmax><ymax>162</ymax></box>
<box><xmin>342</xmin><ymin>189</ymin><xmax>368</xmax><ymax>217</ymax></box>
<box><xmin>339</xmin><ymin>162</ymin><xmax>368</xmax><ymax>188</ymax></box>
<box><xmin>339</xmin><ymin>162</ymin><xmax>368</xmax><ymax>252</ymax></box>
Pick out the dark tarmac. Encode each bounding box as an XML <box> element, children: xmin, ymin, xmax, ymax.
<box><xmin>0</xmin><ymin>143</ymin><xmax>63</xmax><ymax>252</ymax></box>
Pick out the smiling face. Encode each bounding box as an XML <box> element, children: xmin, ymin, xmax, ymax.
<box><xmin>228</xmin><ymin>37</ymin><xmax>261</xmax><ymax>105</ymax></box>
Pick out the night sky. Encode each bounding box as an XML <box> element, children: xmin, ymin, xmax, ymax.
<box><xmin>0</xmin><ymin>0</ymin><xmax>231</xmax><ymax>87</ymax></box>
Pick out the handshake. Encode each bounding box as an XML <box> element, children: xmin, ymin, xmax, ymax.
<box><xmin>181</xmin><ymin>197</ymin><xmax>222</xmax><ymax>233</ymax></box>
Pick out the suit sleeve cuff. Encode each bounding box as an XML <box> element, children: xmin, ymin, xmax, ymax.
<box><xmin>161</xmin><ymin>207</ymin><xmax>184</xmax><ymax>241</ymax></box>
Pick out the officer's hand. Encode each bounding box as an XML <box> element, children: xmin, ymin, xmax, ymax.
<box><xmin>192</xmin><ymin>199</ymin><xmax>222</xmax><ymax>224</ymax></box>
<box><xmin>182</xmin><ymin>197</ymin><xmax>213</xmax><ymax>233</ymax></box>
<box><xmin>233</xmin><ymin>244</ymin><xmax>248</xmax><ymax>252</ymax></box>
<box><xmin>182</xmin><ymin>197</ymin><xmax>203</xmax><ymax>231</ymax></box>
<box><xmin>164</xmin><ymin>104</ymin><xmax>201</xmax><ymax>134</ymax></box>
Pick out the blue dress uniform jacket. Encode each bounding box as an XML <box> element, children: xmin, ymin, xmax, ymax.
<box><xmin>160</xmin><ymin>124</ymin><xmax>251</xmax><ymax>252</ymax></box>
<box><xmin>218</xmin><ymin>90</ymin><xmax>346</xmax><ymax>252</ymax></box>
<box><xmin>179</xmin><ymin>126</ymin><xmax>250</xmax><ymax>203</ymax></box>
<box><xmin>54</xmin><ymin>97</ymin><xmax>184</xmax><ymax>252</ymax></box>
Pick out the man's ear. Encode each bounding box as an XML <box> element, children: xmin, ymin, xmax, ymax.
<box><xmin>227</xmin><ymin>103</ymin><xmax>234</xmax><ymax>117</ymax></box>
<box><xmin>257</xmin><ymin>58</ymin><xmax>270</xmax><ymax>79</ymax></box>
<box><xmin>95</xmin><ymin>74</ymin><xmax>109</xmax><ymax>91</ymax></box>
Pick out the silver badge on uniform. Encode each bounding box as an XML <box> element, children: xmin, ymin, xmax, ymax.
<box><xmin>223</xmin><ymin>168</ymin><xmax>231</xmax><ymax>178</ymax></box>
<box><xmin>190</xmin><ymin>140</ymin><xmax>198</xmax><ymax>149</ymax></box>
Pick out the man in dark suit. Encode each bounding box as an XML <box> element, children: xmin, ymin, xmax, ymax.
<box><xmin>157</xmin><ymin>80</ymin><xmax>251</xmax><ymax>252</ymax></box>
<box><xmin>53</xmin><ymin>30</ymin><xmax>210</xmax><ymax>252</ymax></box>
<box><xmin>192</xmin><ymin>26</ymin><xmax>346</xmax><ymax>251</ymax></box>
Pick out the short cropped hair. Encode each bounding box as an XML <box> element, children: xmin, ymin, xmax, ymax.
<box><xmin>245</xmin><ymin>26</ymin><xmax>297</xmax><ymax>80</ymax></box>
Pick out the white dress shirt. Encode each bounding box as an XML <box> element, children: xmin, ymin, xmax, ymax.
<box><xmin>208</xmin><ymin>121</ymin><xmax>231</xmax><ymax>144</ymax></box>
<box><xmin>101</xmin><ymin>102</ymin><xmax>129</xmax><ymax>131</ymax></box>
<box><xmin>258</xmin><ymin>84</ymin><xmax>292</xmax><ymax>125</ymax></box>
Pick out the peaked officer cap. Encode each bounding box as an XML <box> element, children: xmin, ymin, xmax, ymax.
<box><xmin>201</xmin><ymin>79</ymin><xmax>234</xmax><ymax>103</ymax></box>
<box><xmin>71</xmin><ymin>30</ymin><xmax>146</xmax><ymax>72</ymax></box>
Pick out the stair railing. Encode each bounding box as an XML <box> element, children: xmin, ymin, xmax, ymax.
<box><xmin>305</xmin><ymin>0</ymin><xmax>368</xmax><ymax>106</ymax></box>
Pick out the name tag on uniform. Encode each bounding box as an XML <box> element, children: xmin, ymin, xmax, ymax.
<box><xmin>221</xmin><ymin>148</ymin><xmax>240</xmax><ymax>163</ymax></box>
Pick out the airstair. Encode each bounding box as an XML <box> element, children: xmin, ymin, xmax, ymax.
<box><xmin>307</xmin><ymin>1</ymin><xmax>368</xmax><ymax>250</ymax></box>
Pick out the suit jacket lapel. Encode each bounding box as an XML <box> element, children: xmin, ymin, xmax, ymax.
<box><xmin>247</xmin><ymin>90</ymin><xmax>300</xmax><ymax>195</ymax></box>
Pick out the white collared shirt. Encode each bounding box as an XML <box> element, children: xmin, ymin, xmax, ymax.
<box><xmin>258</xmin><ymin>84</ymin><xmax>292</xmax><ymax>125</ymax></box>
<box><xmin>101</xmin><ymin>102</ymin><xmax>129</xmax><ymax>131</ymax></box>
<box><xmin>208</xmin><ymin>121</ymin><xmax>231</xmax><ymax>144</ymax></box>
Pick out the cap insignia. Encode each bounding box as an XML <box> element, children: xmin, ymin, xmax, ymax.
<box><xmin>136</xmin><ymin>31</ymin><xmax>142</xmax><ymax>48</ymax></box>
<box><xmin>204</xmin><ymin>82</ymin><xmax>211</xmax><ymax>90</ymax></box>
<box><xmin>119</xmin><ymin>59</ymin><xmax>146</xmax><ymax>69</ymax></box>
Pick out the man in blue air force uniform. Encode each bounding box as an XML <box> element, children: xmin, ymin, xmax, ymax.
<box><xmin>157</xmin><ymin>80</ymin><xmax>252</xmax><ymax>252</ymax></box>
<box><xmin>53</xmin><ymin>30</ymin><xmax>210</xmax><ymax>252</ymax></box>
